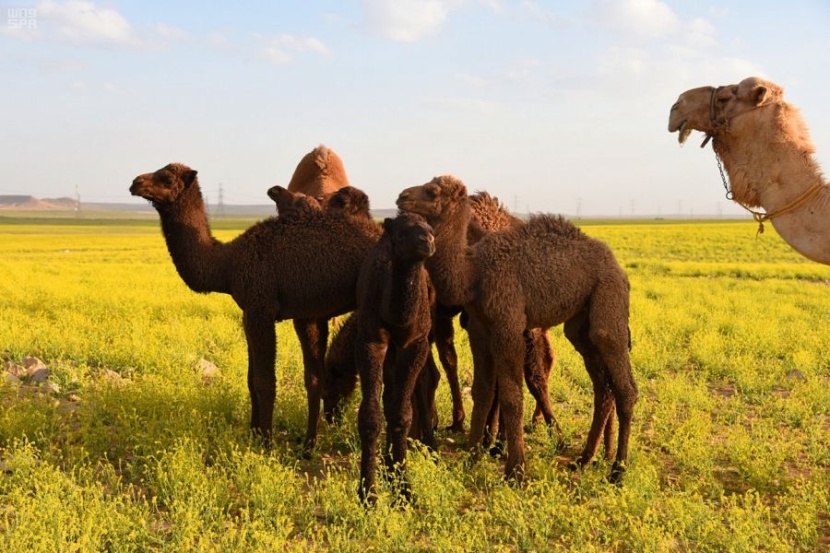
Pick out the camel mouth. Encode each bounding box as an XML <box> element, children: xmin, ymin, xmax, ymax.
<box><xmin>419</xmin><ymin>240</ymin><xmax>436</xmax><ymax>258</ymax></box>
<box><xmin>668</xmin><ymin>117</ymin><xmax>692</xmax><ymax>145</ymax></box>
<box><xmin>677</xmin><ymin>120</ymin><xmax>692</xmax><ymax>144</ymax></box>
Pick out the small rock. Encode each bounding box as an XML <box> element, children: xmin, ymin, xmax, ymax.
<box><xmin>197</xmin><ymin>358</ymin><xmax>220</xmax><ymax>381</ymax></box>
<box><xmin>4</xmin><ymin>361</ymin><xmax>25</xmax><ymax>378</ymax></box>
<box><xmin>42</xmin><ymin>381</ymin><xmax>61</xmax><ymax>394</ymax></box>
<box><xmin>29</xmin><ymin>368</ymin><xmax>51</xmax><ymax>383</ymax></box>
<box><xmin>786</xmin><ymin>369</ymin><xmax>806</xmax><ymax>381</ymax></box>
<box><xmin>4</xmin><ymin>373</ymin><xmax>21</xmax><ymax>386</ymax></box>
<box><xmin>24</xmin><ymin>356</ymin><xmax>46</xmax><ymax>373</ymax></box>
<box><xmin>103</xmin><ymin>369</ymin><xmax>122</xmax><ymax>381</ymax></box>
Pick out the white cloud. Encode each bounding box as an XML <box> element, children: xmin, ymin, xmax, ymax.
<box><xmin>592</xmin><ymin>0</ymin><xmax>679</xmax><ymax>39</ymax></box>
<box><xmin>263</xmin><ymin>34</ymin><xmax>332</xmax><ymax>65</ymax></box>
<box><xmin>37</xmin><ymin>0</ymin><xmax>137</xmax><ymax>45</ymax></box>
<box><xmin>154</xmin><ymin>23</ymin><xmax>190</xmax><ymax>42</ymax></box>
<box><xmin>362</xmin><ymin>0</ymin><xmax>462</xmax><ymax>42</ymax></box>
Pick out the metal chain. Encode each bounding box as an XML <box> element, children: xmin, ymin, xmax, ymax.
<box><xmin>715</xmin><ymin>150</ymin><xmax>733</xmax><ymax>200</ymax></box>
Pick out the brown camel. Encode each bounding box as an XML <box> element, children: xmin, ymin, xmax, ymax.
<box><xmin>668</xmin><ymin>76</ymin><xmax>830</xmax><ymax>264</ymax></box>
<box><xmin>130</xmin><ymin>163</ymin><xmax>381</xmax><ymax>452</ymax></box>
<box><xmin>467</xmin><ymin>192</ymin><xmax>560</xmax><ymax>441</ymax></box>
<box><xmin>287</xmin><ymin>144</ymin><xmax>351</xmax><ymax>201</ymax></box>
<box><xmin>354</xmin><ymin>212</ymin><xmax>439</xmax><ymax>504</ymax></box>
<box><xmin>435</xmin><ymin>191</ymin><xmax>559</xmax><ymax>435</ymax></box>
<box><xmin>397</xmin><ymin>176</ymin><xmax>637</xmax><ymax>483</ymax></box>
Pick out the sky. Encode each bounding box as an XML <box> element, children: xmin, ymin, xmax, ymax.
<box><xmin>1</xmin><ymin>0</ymin><xmax>829</xmax><ymax>216</ymax></box>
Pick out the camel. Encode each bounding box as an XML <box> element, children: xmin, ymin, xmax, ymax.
<box><xmin>354</xmin><ymin>212</ymin><xmax>439</xmax><ymax>503</ymax></box>
<box><xmin>397</xmin><ymin>176</ymin><xmax>637</xmax><ymax>483</ymax></box>
<box><xmin>287</xmin><ymin>144</ymin><xmax>351</xmax><ymax>201</ymax></box>
<box><xmin>668</xmin><ymin>76</ymin><xmax>830</xmax><ymax>264</ymax></box>
<box><xmin>435</xmin><ymin>191</ymin><xmax>559</xmax><ymax>435</ymax></box>
<box><xmin>130</xmin><ymin>163</ymin><xmax>381</xmax><ymax>452</ymax></box>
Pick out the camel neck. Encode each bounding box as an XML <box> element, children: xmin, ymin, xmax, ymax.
<box><xmin>715</xmin><ymin>127</ymin><xmax>830</xmax><ymax>264</ymax></box>
<box><xmin>427</xmin><ymin>204</ymin><xmax>475</xmax><ymax>307</ymax></box>
<box><xmin>383</xmin><ymin>258</ymin><xmax>429</xmax><ymax>328</ymax></box>
<box><xmin>156</xmin><ymin>185</ymin><xmax>231</xmax><ymax>294</ymax></box>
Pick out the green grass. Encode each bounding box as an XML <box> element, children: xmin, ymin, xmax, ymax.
<box><xmin>1</xmin><ymin>218</ymin><xmax>828</xmax><ymax>551</ymax></box>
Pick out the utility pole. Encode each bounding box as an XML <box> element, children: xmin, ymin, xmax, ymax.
<box><xmin>75</xmin><ymin>184</ymin><xmax>81</xmax><ymax>218</ymax></box>
<box><xmin>217</xmin><ymin>183</ymin><xmax>225</xmax><ymax>217</ymax></box>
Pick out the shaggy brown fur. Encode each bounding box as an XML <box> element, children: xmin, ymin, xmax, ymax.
<box><xmin>669</xmin><ymin>77</ymin><xmax>830</xmax><ymax>264</ymax></box>
<box><xmin>397</xmin><ymin>176</ymin><xmax>637</xmax><ymax>483</ymax></box>
<box><xmin>267</xmin><ymin>185</ymin><xmax>322</xmax><ymax>218</ymax></box>
<box><xmin>287</xmin><ymin>145</ymin><xmax>351</xmax><ymax>201</ymax></box>
<box><xmin>354</xmin><ymin>212</ymin><xmax>439</xmax><ymax>503</ymax></box>
<box><xmin>322</xmin><ymin>314</ymin><xmax>440</xmax><ymax>438</ymax></box>
<box><xmin>433</xmin><ymin>190</ymin><xmax>559</xmax><ymax>438</ymax></box>
<box><xmin>130</xmin><ymin>164</ymin><xmax>381</xmax><ymax>451</ymax></box>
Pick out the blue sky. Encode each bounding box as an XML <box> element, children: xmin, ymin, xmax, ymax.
<box><xmin>1</xmin><ymin>1</ymin><xmax>828</xmax><ymax>215</ymax></box>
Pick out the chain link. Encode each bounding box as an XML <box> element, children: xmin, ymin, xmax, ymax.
<box><xmin>715</xmin><ymin>151</ymin><xmax>733</xmax><ymax>200</ymax></box>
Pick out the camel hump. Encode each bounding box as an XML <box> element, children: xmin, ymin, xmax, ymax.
<box><xmin>287</xmin><ymin>144</ymin><xmax>351</xmax><ymax>199</ymax></box>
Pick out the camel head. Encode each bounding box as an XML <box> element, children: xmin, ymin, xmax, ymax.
<box><xmin>130</xmin><ymin>163</ymin><xmax>198</xmax><ymax>206</ymax></box>
<box><xmin>384</xmin><ymin>212</ymin><xmax>435</xmax><ymax>263</ymax></box>
<box><xmin>396</xmin><ymin>175</ymin><xmax>468</xmax><ymax>224</ymax></box>
<box><xmin>323</xmin><ymin>186</ymin><xmax>372</xmax><ymax>219</ymax></box>
<box><xmin>267</xmin><ymin>185</ymin><xmax>322</xmax><ymax>218</ymax></box>
<box><xmin>668</xmin><ymin>77</ymin><xmax>785</xmax><ymax>144</ymax></box>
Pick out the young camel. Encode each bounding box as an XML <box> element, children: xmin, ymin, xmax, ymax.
<box><xmin>397</xmin><ymin>176</ymin><xmax>637</xmax><ymax>483</ymax></box>
<box><xmin>354</xmin><ymin>212</ymin><xmax>439</xmax><ymax>503</ymax></box>
<box><xmin>130</xmin><ymin>164</ymin><xmax>381</xmax><ymax>451</ymax></box>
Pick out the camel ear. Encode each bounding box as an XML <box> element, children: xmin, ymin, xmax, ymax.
<box><xmin>750</xmin><ymin>85</ymin><xmax>773</xmax><ymax>106</ymax></box>
<box><xmin>182</xmin><ymin>169</ymin><xmax>198</xmax><ymax>187</ymax></box>
<box><xmin>267</xmin><ymin>185</ymin><xmax>286</xmax><ymax>203</ymax></box>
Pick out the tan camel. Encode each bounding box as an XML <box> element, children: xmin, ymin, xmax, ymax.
<box><xmin>668</xmin><ymin>76</ymin><xmax>830</xmax><ymax>264</ymax></box>
<box><xmin>287</xmin><ymin>145</ymin><xmax>351</xmax><ymax>201</ymax></box>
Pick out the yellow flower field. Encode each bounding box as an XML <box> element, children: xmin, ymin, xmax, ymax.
<box><xmin>1</xmin><ymin>217</ymin><xmax>828</xmax><ymax>551</ymax></box>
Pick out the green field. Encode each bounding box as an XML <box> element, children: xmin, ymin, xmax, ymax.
<box><xmin>1</xmin><ymin>218</ymin><xmax>828</xmax><ymax>551</ymax></box>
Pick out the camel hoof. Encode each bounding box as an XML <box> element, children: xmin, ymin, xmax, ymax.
<box><xmin>607</xmin><ymin>462</ymin><xmax>626</xmax><ymax>486</ymax></box>
<box><xmin>358</xmin><ymin>486</ymin><xmax>378</xmax><ymax>508</ymax></box>
<box><xmin>445</xmin><ymin>421</ymin><xmax>465</xmax><ymax>433</ymax></box>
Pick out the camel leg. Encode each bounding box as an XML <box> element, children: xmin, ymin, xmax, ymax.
<box><xmin>603</xmin><ymin>408</ymin><xmax>617</xmax><ymax>461</ymax></box>
<box><xmin>564</xmin><ymin>314</ymin><xmax>615</xmax><ymax>469</ymax></box>
<box><xmin>493</xmin><ymin>328</ymin><xmax>527</xmax><ymax>482</ymax></box>
<box><xmin>434</xmin><ymin>307</ymin><xmax>465</xmax><ymax>432</ymax></box>
<box><xmin>293</xmin><ymin>318</ymin><xmax>329</xmax><ymax>454</ymax></box>
<box><xmin>466</xmin><ymin>315</ymin><xmax>496</xmax><ymax>455</ymax></box>
<box><xmin>483</xmin><ymin>392</ymin><xmax>501</xmax><ymax>452</ymax></box>
<box><xmin>523</xmin><ymin>329</ymin><xmax>562</xmax><ymax>440</ymax></box>
<box><xmin>243</xmin><ymin>311</ymin><xmax>277</xmax><ymax>445</ymax></box>
<box><xmin>595</xmin><ymin>342</ymin><xmax>637</xmax><ymax>483</ymax></box>
<box><xmin>356</xmin><ymin>333</ymin><xmax>386</xmax><ymax>505</ymax></box>
<box><xmin>383</xmin><ymin>340</ymin><xmax>430</xmax><ymax>502</ymax></box>
<box><xmin>589</xmin><ymin>287</ymin><xmax>638</xmax><ymax>484</ymax></box>
<box><xmin>411</xmin><ymin>350</ymin><xmax>440</xmax><ymax>450</ymax></box>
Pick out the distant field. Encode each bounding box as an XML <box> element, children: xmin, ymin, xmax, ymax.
<box><xmin>0</xmin><ymin>218</ymin><xmax>828</xmax><ymax>551</ymax></box>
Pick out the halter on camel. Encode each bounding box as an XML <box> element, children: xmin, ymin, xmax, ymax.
<box><xmin>701</xmin><ymin>86</ymin><xmax>824</xmax><ymax>236</ymax></box>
